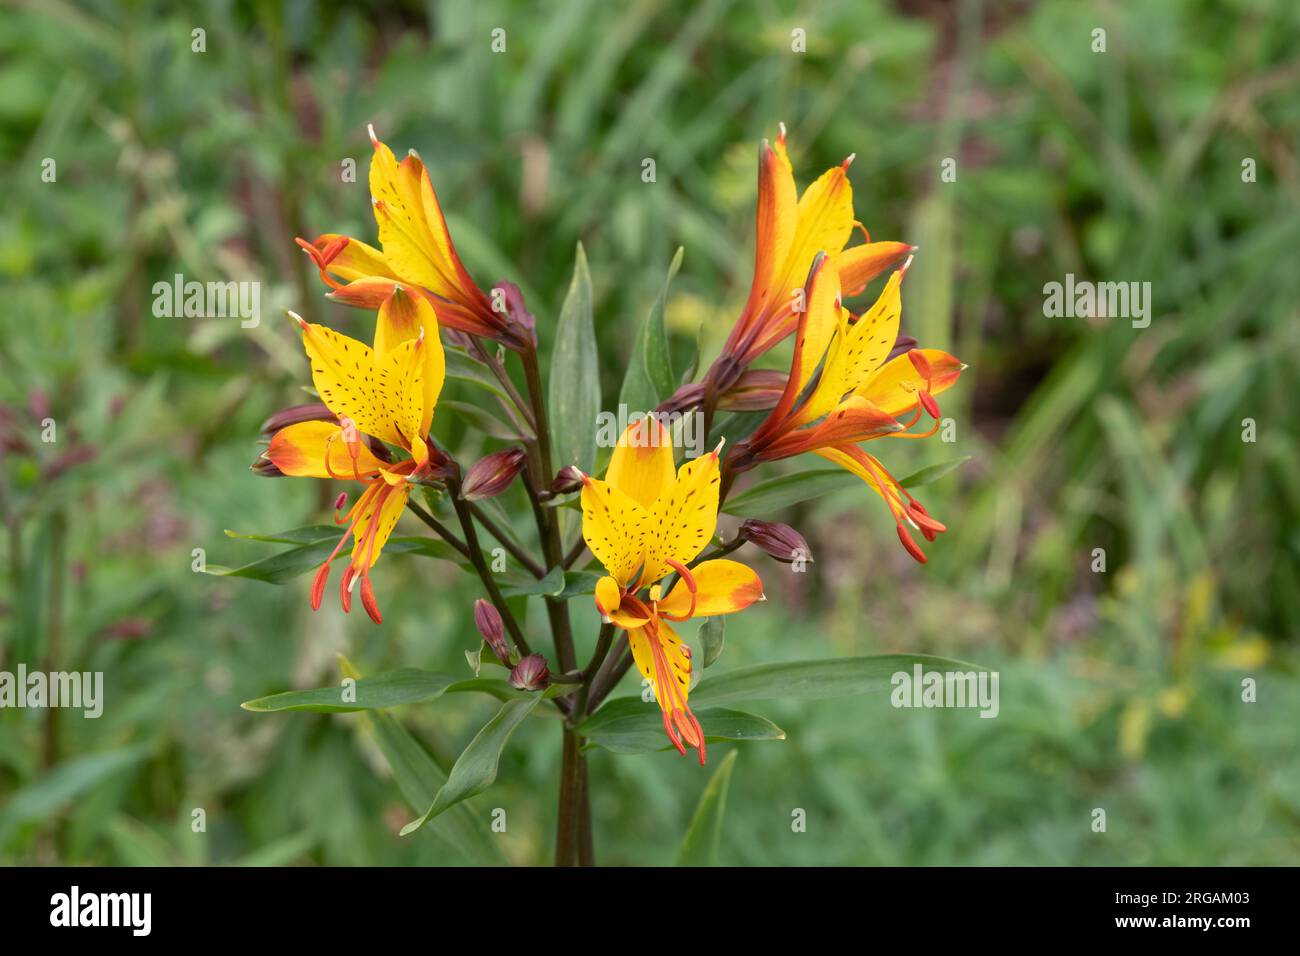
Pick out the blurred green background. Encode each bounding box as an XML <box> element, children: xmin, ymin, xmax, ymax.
<box><xmin>2</xmin><ymin>0</ymin><xmax>1298</xmax><ymax>866</ymax></box>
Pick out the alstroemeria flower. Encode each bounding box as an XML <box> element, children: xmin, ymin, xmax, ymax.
<box><xmin>261</xmin><ymin>286</ymin><xmax>446</xmax><ymax>623</ymax></box>
<box><xmin>705</xmin><ymin>124</ymin><xmax>913</xmax><ymax>394</ymax></box>
<box><xmin>295</xmin><ymin>126</ymin><xmax>531</xmax><ymax>349</ymax></box>
<box><xmin>578</xmin><ymin>418</ymin><xmax>765</xmax><ymax>764</ymax></box>
<box><xmin>735</xmin><ymin>252</ymin><xmax>964</xmax><ymax>564</ymax></box>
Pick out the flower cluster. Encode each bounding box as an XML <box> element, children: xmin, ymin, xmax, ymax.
<box><xmin>251</xmin><ymin>124</ymin><xmax>963</xmax><ymax>761</ymax></box>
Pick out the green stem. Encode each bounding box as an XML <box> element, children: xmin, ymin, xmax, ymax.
<box><xmin>556</xmin><ymin>725</ymin><xmax>585</xmax><ymax>866</ymax></box>
<box><xmin>447</xmin><ymin>475</ymin><xmax>532</xmax><ymax>658</ymax></box>
<box><xmin>469</xmin><ymin>337</ymin><xmax>534</xmax><ymax>432</ymax></box>
<box><xmin>586</xmin><ymin>639</ymin><xmax>632</xmax><ymax>715</ymax></box>
<box><xmin>575</xmin><ymin>622</ymin><xmax>614</xmax><ymax>716</ymax></box>
<box><xmin>518</xmin><ymin>343</ymin><xmax>593</xmax><ymax>864</ymax></box>
<box><xmin>405</xmin><ymin>501</ymin><xmax>471</xmax><ymax>559</ymax></box>
<box><xmin>519</xmin><ymin>350</ymin><xmax>577</xmax><ymax>674</ymax></box>
<box><xmin>469</xmin><ymin>501</ymin><xmax>546</xmax><ymax>578</ymax></box>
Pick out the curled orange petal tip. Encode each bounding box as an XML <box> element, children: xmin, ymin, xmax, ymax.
<box><xmin>842</xmin><ymin>152</ymin><xmax>856</xmax><ymax>169</ymax></box>
<box><xmin>367</xmin><ymin>122</ymin><xmax>379</xmax><ymax>146</ymax></box>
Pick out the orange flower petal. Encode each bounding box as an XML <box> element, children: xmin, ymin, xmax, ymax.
<box><xmin>659</xmin><ymin>559</ymin><xmax>764</xmax><ymax>618</ymax></box>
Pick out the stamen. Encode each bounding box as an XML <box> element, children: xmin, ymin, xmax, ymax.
<box><xmin>662</xmin><ymin>558</ymin><xmax>698</xmax><ymax>620</ymax></box>
<box><xmin>339</xmin><ymin>565</ymin><xmax>355</xmax><ymax>613</ymax></box>
<box><xmin>907</xmin><ymin>349</ymin><xmax>932</xmax><ymax>380</ymax></box>
<box><xmin>918</xmin><ymin>390</ymin><xmax>941</xmax><ymax>420</ymax></box>
<box><xmin>896</xmin><ymin>524</ymin><xmax>928</xmax><ymax>564</ymax></box>
<box><xmin>360</xmin><ymin>577</ymin><xmax>382</xmax><ymax>624</ymax></box>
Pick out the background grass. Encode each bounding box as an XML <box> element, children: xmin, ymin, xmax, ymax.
<box><xmin>2</xmin><ymin>0</ymin><xmax>1298</xmax><ymax>865</ymax></box>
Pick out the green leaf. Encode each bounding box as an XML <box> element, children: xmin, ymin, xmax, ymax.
<box><xmin>444</xmin><ymin>346</ymin><xmax>511</xmax><ymax>403</ymax></box>
<box><xmin>706</xmin><ymin>409</ymin><xmax>769</xmax><ymax>450</ymax></box>
<box><xmin>401</xmin><ymin>696</ymin><xmax>542</xmax><ymax>835</ymax></box>
<box><xmin>549</xmin><ymin>243</ymin><xmax>600</xmax><ymax>474</ymax></box>
<box><xmin>0</xmin><ymin>744</ymin><xmax>152</xmax><ymax>841</ymax></box>
<box><xmin>206</xmin><ymin>532</ymin><xmax>466</xmax><ymax>585</ymax></box>
<box><xmin>441</xmin><ymin>400</ymin><xmax>526</xmax><ymax>440</ymax></box>
<box><xmin>578</xmin><ymin>698</ymin><xmax>784</xmax><ymax>754</ymax></box>
<box><xmin>339</xmin><ymin>656</ymin><xmax>504</xmax><ymax>865</ymax></box>
<box><xmin>241</xmin><ymin>669</ymin><xmax>496</xmax><ymax>713</ymax></box>
<box><xmin>676</xmin><ymin>750</ymin><xmax>737</xmax><ymax>866</ymax></box>
<box><xmin>499</xmin><ymin>565</ymin><xmax>565</xmax><ymax>597</ymax></box>
<box><xmin>499</xmin><ymin>567</ymin><xmax>602</xmax><ymax>599</ymax></box>
<box><xmin>721</xmin><ymin>468</ymin><xmax>857</xmax><ymax>515</ymax></box>
<box><xmin>699</xmin><ymin>616</ymin><xmax>725</xmax><ymax>668</ymax></box>
<box><xmin>691</xmin><ymin>654</ymin><xmax>986</xmax><ymax>708</ymax></box>
<box><xmin>224</xmin><ymin>525</ymin><xmax>341</xmax><ymax>545</ymax></box>
<box><xmin>618</xmin><ymin>247</ymin><xmax>682</xmax><ymax>414</ymax></box>
<box><xmin>898</xmin><ymin>455</ymin><xmax>972</xmax><ymax>488</ymax></box>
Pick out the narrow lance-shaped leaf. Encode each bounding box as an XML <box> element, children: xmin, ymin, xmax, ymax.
<box><xmin>443</xmin><ymin>346</ymin><xmax>511</xmax><ymax>403</ymax></box>
<box><xmin>898</xmin><ymin>455</ymin><xmax>972</xmax><ymax>489</ymax></box>
<box><xmin>618</xmin><ymin>246</ymin><xmax>682</xmax><ymax>414</ymax></box>
<box><xmin>577</xmin><ymin>698</ymin><xmax>784</xmax><ymax>754</ymax></box>
<box><xmin>721</xmin><ymin>468</ymin><xmax>858</xmax><ymax>516</ymax></box>
<box><xmin>240</xmin><ymin>669</ymin><xmax>521</xmax><ymax>713</ymax></box>
<box><xmin>338</xmin><ymin>656</ymin><xmax>504</xmax><ymax>865</ymax></box>
<box><xmin>549</xmin><ymin>243</ymin><xmax>600</xmax><ymax>474</ymax></box>
<box><xmin>401</xmin><ymin>695</ymin><xmax>542</xmax><ymax>836</ymax></box>
<box><xmin>205</xmin><ymin>533</ymin><xmax>468</xmax><ymax>585</ymax></box>
<box><xmin>676</xmin><ymin>750</ymin><xmax>738</xmax><ymax>866</ymax></box>
<box><xmin>691</xmin><ymin>653</ymin><xmax>987</xmax><ymax>708</ymax></box>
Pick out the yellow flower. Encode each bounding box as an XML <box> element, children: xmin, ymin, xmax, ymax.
<box><xmin>708</xmin><ymin>124</ymin><xmax>912</xmax><ymax>391</ymax></box>
<box><xmin>262</xmin><ymin>286</ymin><xmax>446</xmax><ymax>622</ymax></box>
<box><xmin>737</xmin><ymin>253</ymin><xmax>965</xmax><ymax>563</ymax></box>
<box><xmin>578</xmin><ymin>418</ymin><xmax>765</xmax><ymax>763</ymax></box>
<box><xmin>295</xmin><ymin>126</ymin><xmax>531</xmax><ymax>348</ymax></box>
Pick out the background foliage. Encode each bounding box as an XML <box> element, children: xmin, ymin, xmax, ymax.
<box><xmin>2</xmin><ymin>0</ymin><xmax>1298</xmax><ymax>865</ymax></box>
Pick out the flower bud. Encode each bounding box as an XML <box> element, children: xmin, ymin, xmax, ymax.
<box><xmin>492</xmin><ymin>281</ymin><xmax>537</xmax><ymax>350</ymax></box>
<box><xmin>739</xmin><ymin>518</ymin><xmax>813</xmax><ymax>564</ymax></box>
<box><xmin>718</xmin><ymin>369</ymin><xmax>788</xmax><ymax>411</ymax></box>
<box><xmin>508</xmin><ymin>653</ymin><xmax>550</xmax><ymax>692</ymax></box>
<box><xmin>549</xmin><ymin>465</ymin><xmax>584</xmax><ymax>496</ymax></box>
<box><xmin>656</xmin><ymin>382</ymin><xmax>705</xmax><ymax>417</ymax></box>
<box><xmin>885</xmin><ymin>334</ymin><xmax>919</xmax><ymax>364</ymax></box>
<box><xmin>474</xmin><ymin>599</ymin><xmax>511</xmax><ymax>665</ymax></box>
<box><xmin>461</xmin><ymin>447</ymin><xmax>527</xmax><ymax>500</ymax></box>
<box><xmin>251</xmin><ymin>453</ymin><xmax>285</xmax><ymax>477</ymax></box>
<box><xmin>259</xmin><ymin>402</ymin><xmax>335</xmax><ymax>436</ymax></box>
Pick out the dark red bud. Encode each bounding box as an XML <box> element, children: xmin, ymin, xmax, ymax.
<box><xmin>738</xmin><ymin>519</ymin><xmax>813</xmax><ymax>564</ymax></box>
<box><xmin>259</xmin><ymin>402</ymin><xmax>336</xmax><ymax>436</ymax></box>
<box><xmin>251</xmin><ymin>454</ymin><xmax>285</xmax><ymax>478</ymax></box>
<box><xmin>718</xmin><ymin>369</ymin><xmax>789</xmax><ymax>412</ymax></box>
<box><xmin>885</xmin><ymin>335</ymin><xmax>919</xmax><ymax>364</ymax></box>
<box><xmin>549</xmin><ymin>465</ymin><xmax>584</xmax><ymax>496</ymax></box>
<box><xmin>509</xmin><ymin>653</ymin><xmax>550</xmax><ymax>692</ymax></box>
<box><xmin>655</xmin><ymin>382</ymin><xmax>705</xmax><ymax>417</ymax></box>
<box><xmin>492</xmin><ymin>281</ymin><xmax>537</xmax><ymax>350</ymax></box>
<box><xmin>461</xmin><ymin>447</ymin><xmax>527</xmax><ymax>500</ymax></box>
<box><xmin>474</xmin><ymin>599</ymin><xmax>510</xmax><ymax>665</ymax></box>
